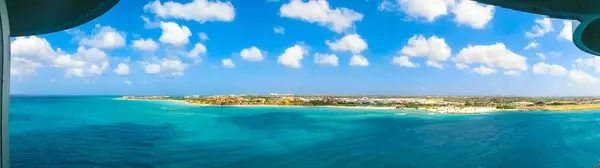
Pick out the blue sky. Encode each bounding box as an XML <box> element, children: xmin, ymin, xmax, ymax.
<box><xmin>8</xmin><ymin>0</ymin><xmax>600</xmax><ymax>96</ymax></box>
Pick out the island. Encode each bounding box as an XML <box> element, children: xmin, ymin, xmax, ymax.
<box><xmin>118</xmin><ymin>95</ymin><xmax>600</xmax><ymax>114</ymax></box>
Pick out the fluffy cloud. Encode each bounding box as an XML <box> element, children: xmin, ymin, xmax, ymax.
<box><xmin>278</xmin><ymin>45</ymin><xmax>306</xmax><ymax>68</ymax></box>
<box><xmin>280</xmin><ymin>0</ymin><xmax>363</xmax><ymax>33</ymax></box>
<box><xmin>350</xmin><ymin>55</ymin><xmax>369</xmax><ymax>67</ymax></box>
<box><xmin>391</xmin><ymin>0</ymin><xmax>494</xmax><ymax>29</ymax></box>
<box><xmin>10</xmin><ymin>36</ymin><xmax>112</xmax><ymax>78</ymax></box>
<box><xmin>144</xmin><ymin>64</ymin><xmax>162</xmax><ymax>74</ymax></box>
<box><xmin>11</xmin><ymin>57</ymin><xmax>42</xmax><ymax>77</ymax></box>
<box><xmin>533</xmin><ymin>62</ymin><xmax>567</xmax><ymax>76</ymax></box>
<box><xmin>10</xmin><ymin>36</ymin><xmax>58</xmax><ymax>76</ymax></box>
<box><xmin>53</xmin><ymin>47</ymin><xmax>110</xmax><ymax>77</ymax></box>
<box><xmin>314</xmin><ymin>53</ymin><xmax>338</xmax><ymax>66</ymax></box>
<box><xmin>326</xmin><ymin>33</ymin><xmax>368</xmax><ymax>54</ymax></box>
<box><xmin>452</xmin><ymin>0</ymin><xmax>495</xmax><ymax>29</ymax></box>
<box><xmin>504</xmin><ymin>70</ymin><xmax>520</xmax><ymax>76</ymax></box>
<box><xmin>222</xmin><ymin>58</ymin><xmax>235</xmax><ymax>68</ymax></box>
<box><xmin>240</xmin><ymin>46</ymin><xmax>264</xmax><ymax>62</ymax></box>
<box><xmin>400</xmin><ymin>34</ymin><xmax>451</xmax><ymax>63</ymax></box>
<box><xmin>453</xmin><ymin>43</ymin><xmax>528</xmax><ymax>71</ymax></box>
<box><xmin>159</xmin><ymin>22</ymin><xmax>192</xmax><ymax>46</ymax></box>
<box><xmin>574</xmin><ymin>57</ymin><xmax>600</xmax><ymax>72</ymax></box>
<box><xmin>569</xmin><ymin>70</ymin><xmax>599</xmax><ymax>84</ymax></box>
<box><xmin>186</xmin><ymin>43</ymin><xmax>207</xmax><ymax>62</ymax></box>
<box><xmin>80</xmin><ymin>25</ymin><xmax>126</xmax><ymax>49</ymax></box>
<box><xmin>124</xmin><ymin>80</ymin><xmax>133</xmax><ymax>85</ymax></box>
<box><xmin>393</xmin><ymin>56</ymin><xmax>419</xmax><ymax>68</ymax></box>
<box><xmin>274</xmin><ymin>26</ymin><xmax>285</xmax><ymax>34</ymax></box>
<box><xmin>142</xmin><ymin>58</ymin><xmax>189</xmax><ymax>76</ymax></box>
<box><xmin>114</xmin><ymin>63</ymin><xmax>130</xmax><ymax>75</ymax></box>
<box><xmin>144</xmin><ymin>0</ymin><xmax>235</xmax><ymax>23</ymax></box>
<box><xmin>558</xmin><ymin>20</ymin><xmax>573</xmax><ymax>41</ymax></box>
<box><xmin>397</xmin><ymin>0</ymin><xmax>454</xmax><ymax>22</ymax></box>
<box><xmin>525</xmin><ymin>17</ymin><xmax>553</xmax><ymax>38</ymax></box>
<box><xmin>472</xmin><ymin>65</ymin><xmax>496</xmax><ymax>75</ymax></box>
<box><xmin>524</xmin><ymin>41</ymin><xmax>539</xmax><ymax>50</ymax></box>
<box><xmin>132</xmin><ymin>38</ymin><xmax>159</xmax><ymax>51</ymax></box>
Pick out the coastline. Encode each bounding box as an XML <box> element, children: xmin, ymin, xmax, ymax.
<box><xmin>115</xmin><ymin>98</ymin><xmax>600</xmax><ymax>114</ymax></box>
<box><xmin>184</xmin><ymin>102</ymin><xmax>399</xmax><ymax>110</ymax></box>
<box><xmin>118</xmin><ymin>98</ymin><xmax>399</xmax><ymax>110</ymax></box>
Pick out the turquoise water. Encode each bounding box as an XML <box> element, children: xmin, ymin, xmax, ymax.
<box><xmin>9</xmin><ymin>96</ymin><xmax>600</xmax><ymax>168</ymax></box>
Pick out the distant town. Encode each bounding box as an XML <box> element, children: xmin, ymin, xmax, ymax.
<box><xmin>119</xmin><ymin>94</ymin><xmax>600</xmax><ymax>114</ymax></box>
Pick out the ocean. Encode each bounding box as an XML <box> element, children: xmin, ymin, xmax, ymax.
<box><xmin>8</xmin><ymin>96</ymin><xmax>600</xmax><ymax>168</ymax></box>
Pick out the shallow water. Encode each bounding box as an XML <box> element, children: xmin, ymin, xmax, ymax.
<box><xmin>9</xmin><ymin>96</ymin><xmax>600</xmax><ymax>168</ymax></box>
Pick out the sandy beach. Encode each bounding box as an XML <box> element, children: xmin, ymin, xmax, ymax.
<box><xmin>185</xmin><ymin>103</ymin><xmax>398</xmax><ymax>110</ymax></box>
<box><xmin>423</xmin><ymin>106</ymin><xmax>500</xmax><ymax>114</ymax></box>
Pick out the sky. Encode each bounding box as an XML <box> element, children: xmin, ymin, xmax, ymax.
<box><xmin>9</xmin><ymin>0</ymin><xmax>600</xmax><ymax>96</ymax></box>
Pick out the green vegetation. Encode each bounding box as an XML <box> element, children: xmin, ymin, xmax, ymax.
<box><xmin>496</xmin><ymin>104</ymin><xmax>516</xmax><ymax>109</ymax></box>
<box><xmin>121</xmin><ymin>95</ymin><xmax>600</xmax><ymax>112</ymax></box>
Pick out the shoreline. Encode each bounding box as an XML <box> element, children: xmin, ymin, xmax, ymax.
<box><xmin>115</xmin><ymin>98</ymin><xmax>600</xmax><ymax>114</ymax></box>
<box><xmin>184</xmin><ymin>102</ymin><xmax>399</xmax><ymax>110</ymax></box>
<box><xmin>118</xmin><ymin>98</ymin><xmax>401</xmax><ymax>110</ymax></box>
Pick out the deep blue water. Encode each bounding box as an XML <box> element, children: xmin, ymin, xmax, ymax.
<box><xmin>8</xmin><ymin>96</ymin><xmax>600</xmax><ymax>168</ymax></box>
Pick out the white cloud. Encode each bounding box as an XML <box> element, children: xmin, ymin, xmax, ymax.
<box><xmin>574</xmin><ymin>57</ymin><xmax>600</xmax><ymax>72</ymax></box>
<box><xmin>378</xmin><ymin>0</ymin><xmax>395</xmax><ymax>11</ymax></box>
<box><xmin>222</xmin><ymin>58</ymin><xmax>235</xmax><ymax>68</ymax></box>
<box><xmin>392</xmin><ymin>56</ymin><xmax>419</xmax><ymax>68</ymax></box>
<box><xmin>525</xmin><ymin>17</ymin><xmax>554</xmax><ymax>38</ymax></box>
<box><xmin>198</xmin><ymin>32</ymin><xmax>209</xmax><ymax>41</ymax></box>
<box><xmin>426</xmin><ymin>60</ymin><xmax>444</xmax><ymax>69</ymax></box>
<box><xmin>280</xmin><ymin>0</ymin><xmax>363</xmax><ymax>33</ymax></box>
<box><xmin>114</xmin><ymin>63</ymin><xmax>130</xmax><ymax>75</ymax></box>
<box><xmin>472</xmin><ymin>65</ymin><xmax>496</xmax><ymax>75</ymax></box>
<box><xmin>186</xmin><ymin>43</ymin><xmax>207</xmax><ymax>61</ymax></box>
<box><xmin>558</xmin><ymin>20</ymin><xmax>573</xmax><ymax>41</ymax></box>
<box><xmin>53</xmin><ymin>47</ymin><xmax>110</xmax><ymax>77</ymax></box>
<box><xmin>144</xmin><ymin>0</ymin><xmax>235</xmax><ymax>23</ymax></box>
<box><xmin>524</xmin><ymin>41</ymin><xmax>539</xmax><ymax>50</ymax></box>
<box><xmin>278</xmin><ymin>44</ymin><xmax>306</xmax><ymax>68</ymax></box>
<box><xmin>240</xmin><ymin>46</ymin><xmax>264</xmax><ymax>62</ymax></box>
<box><xmin>314</xmin><ymin>53</ymin><xmax>338</xmax><ymax>66</ymax></box>
<box><xmin>274</xmin><ymin>26</ymin><xmax>285</xmax><ymax>34</ymax></box>
<box><xmin>144</xmin><ymin>64</ymin><xmax>162</xmax><ymax>74</ymax></box>
<box><xmin>536</xmin><ymin>53</ymin><xmax>546</xmax><ymax>60</ymax></box>
<box><xmin>569</xmin><ymin>69</ymin><xmax>599</xmax><ymax>84</ymax></box>
<box><xmin>132</xmin><ymin>38</ymin><xmax>159</xmax><ymax>51</ymax></box>
<box><xmin>326</xmin><ymin>33</ymin><xmax>368</xmax><ymax>54</ymax></box>
<box><xmin>124</xmin><ymin>80</ymin><xmax>133</xmax><ymax>85</ymax></box>
<box><xmin>10</xmin><ymin>36</ymin><xmax>58</xmax><ymax>76</ymax></box>
<box><xmin>11</xmin><ymin>36</ymin><xmax>58</xmax><ymax>62</ymax></box>
<box><xmin>11</xmin><ymin>57</ymin><xmax>42</xmax><ymax>77</ymax></box>
<box><xmin>159</xmin><ymin>21</ymin><xmax>192</xmax><ymax>46</ymax></box>
<box><xmin>397</xmin><ymin>0</ymin><xmax>454</xmax><ymax>22</ymax></box>
<box><xmin>10</xmin><ymin>36</ymin><xmax>114</xmax><ymax>78</ymax></box>
<box><xmin>453</xmin><ymin>43</ymin><xmax>528</xmax><ymax>71</ymax></box>
<box><xmin>504</xmin><ymin>70</ymin><xmax>520</xmax><ymax>76</ymax></box>
<box><xmin>350</xmin><ymin>55</ymin><xmax>369</xmax><ymax>67</ymax></box>
<box><xmin>142</xmin><ymin>58</ymin><xmax>189</xmax><ymax>76</ymax></box>
<box><xmin>452</xmin><ymin>0</ymin><xmax>494</xmax><ymax>29</ymax></box>
<box><xmin>400</xmin><ymin>34</ymin><xmax>451</xmax><ymax>62</ymax></box>
<box><xmin>532</xmin><ymin>62</ymin><xmax>567</xmax><ymax>76</ymax></box>
<box><xmin>80</xmin><ymin>25</ymin><xmax>126</xmax><ymax>49</ymax></box>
